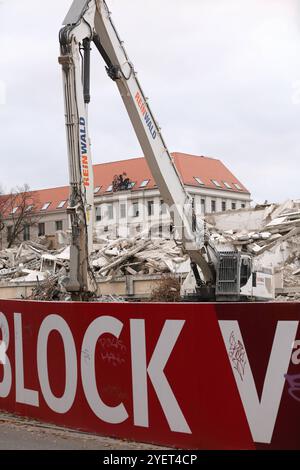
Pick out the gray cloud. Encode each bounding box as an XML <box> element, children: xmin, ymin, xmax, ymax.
<box><xmin>0</xmin><ymin>0</ymin><xmax>299</xmax><ymax>203</ymax></box>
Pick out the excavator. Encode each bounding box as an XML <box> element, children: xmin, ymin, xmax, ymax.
<box><xmin>59</xmin><ymin>0</ymin><xmax>274</xmax><ymax>301</ymax></box>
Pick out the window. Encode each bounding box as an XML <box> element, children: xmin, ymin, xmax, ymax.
<box><xmin>129</xmin><ymin>182</ymin><xmax>136</xmax><ymax>189</ymax></box>
<box><xmin>148</xmin><ymin>200</ymin><xmax>154</xmax><ymax>216</ymax></box>
<box><xmin>95</xmin><ymin>206</ymin><xmax>102</xmax><ymax>221</ymax></box>
<box><xmin>94</xmin><ymin>186</ymin><xmax>101</xmax><ymax>194</ymax></box>
<box><xmin>120</xmin><ymin>203</ymin><xmax>126</xmax><ymax>219</ymax></box>
<box><xmin>222</xmin><ymin>201</ymin><xmax>226</xmax><ymax>212</ymax></box>
<box><xmin>211</xmin><ymin>179</ymin><xmax>222</xmax><ymax>188</ymax></box>
<box><xmin>7</xmin><ymin>226</ymin><xmax>12</xmax><ymax>243</ymax></box>
<box><xmin>160</xmin><ymin>200</ymin><xmax>167</xmax><ymax>215</ymax></box>
<box><xmin>38</xmin><ymin>223</ymin><xmax>45</xmax><ymax>237</ymax></box>
<box><xmin>11</xmin><ymin>207</ymin><xmax>18</xmax><ymax>215</ymax></box>
<box><xmin>223</xmin><ymin>182</ymin><xmax>232</xmax><ymax>189</ymax></box>
<box><xmin>231</xmin><ymin>202</ymin><xmax>236</xmax><ymax>210</ymax></box>
<box><xmin>241</xmin><ymin>203</ymin><xmax>246</xmax><ymax>209</ymax></box>
<box><xmin>201</xmin><ymin>198</ymin><xmax>205</xmax><ymax>214</ymax></box>
<box><xmin>211</xmin><ymin>200</ymin><xmax>216</xmax><ymax>212</ymax></box>
<box><xmin>132</xmin><ymin>202</ymin><xmax>139</xmax><ymax>217</ymax></box>
<box><xmin>240</xmin><ymin>257</ymin><xmax>252</xmax><ymax>288</ymax></box>
<box><xmin>107</xmin><ymin>204</ymin><xmax>114</xmax><ymax>220</ymax></box>
<box><xmin>41</xmin><ymin>202</ymin><xmax>51</xmax><ymax>211</ymax></box>
<box><xmin>57</xmin><ymin>200</ymin><xmax>66</xmax><ymax>209</ymax></box>
<box><xmin>55</xmin><ymin>220</ymin><xmax>63</xmax><ymax>231</ymax></box>
<box><xmin>140</xmin><ymin>179</ymin><xmax>150</xmax><ymax>188</ymax></box>
<box><xmin>233</xmin><ymin>183</ymin><xmax>242</xmax><ymax>190</ymax></box>
<box><xmin>104</xmin><ymin>226</ymin><xmax>108</xmax><ymax>232</ymax></box>
<box><xmin>25</xmin><ymin>205</ymin><xmax>33</xmax><ymax>212</ymax></box>
<box><xmin>194</xmin><ymin>177</ymin><xmax>205</xmax><ymax>185</ymax></box>
<box><xmin>106</xmin><ymin>185</ymin><xmax>113</xmax><ymax>192</ymax></box>
<box><xmin>23</xmin><ymin>225</ymin><xmax>30</xmax><ymax>241</ymax></box>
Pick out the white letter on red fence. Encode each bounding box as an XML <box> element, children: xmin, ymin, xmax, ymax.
<box><xmin>219</xmin><ymin>320</ymin><xmax>299</xmax><ymax>444</ymax></box>
<box><xmin>81</xmin><ymin>316</ymin><xmax>128</xmax><ymax>424</ymax></box>
<box><xmin>292</xmin><ymin>340</ymin><xmax>300</xmax><ymax>365</ymax></box>
<box><xmin>130</xmin><ymin>319</ymin><xmax>191</xmax><ymax>434</ymax></box>
<box><xmin>37</xmin><ymin>315</ymin><xmax>77</xmax><ymax>414</ymax></box>
<box><xmin>14</xmin><ymin>313</ymin><xmax>39</xmax><ymax>406</ymax></box>
<box><xmin>0</xmin><ymin>312</ymin><xmax>12</xmax><ymax>398</ymax></box>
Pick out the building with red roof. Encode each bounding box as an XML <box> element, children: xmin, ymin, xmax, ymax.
<box><xmin>0</xmin><ymin>153</ymin><xmax>251</xmax><ymax>248</ymax></box>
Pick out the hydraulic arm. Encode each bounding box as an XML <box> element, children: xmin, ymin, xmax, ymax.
<box><xmin>59</xmin><ymin>0</ymin><xmax>215</xmax><ymax>297</ymax></box>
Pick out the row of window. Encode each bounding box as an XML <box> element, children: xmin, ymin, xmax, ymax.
<box><xmin>9</xmin><ymin>177</ymin><xmax>243</xmax><ymax>217</ymax></box>
<box><xmin>94</xmin><ymin>178</ymin><xmax>243</xmax><ymax>194</ymax></box>
<box><xmin>95</xmin><ymin>200</ymin><xmax>167</xmax><ymax>221</ymax></box>
<box><xmin>10</xmin><ymin>200</ymin><xmax>67</xmax><ymax>215</ymax></box>
<box><xmin>95</xmin><ymin>198</ymin><xmax>246</xmax><ymax>221</ymax></box>
<box><xmin>210</xmin><ymin>200</ymin><xmax>245</xmax><ymax>213</ymax></box>
<box><xmin>193</xmin><ymin>198</ymin><xmax>245</xmax><ymax>213</ymax></box>
<box><xmin>94</xmin><ymin>179</ymin><xmax>151</xmax><ymax>194</ymax></box>
<box><xmin>38</xmin><ymin>221</ymin><xmax>63</xmax><ymax>236</ymax></box>
<box><xmin>8</xmin><ymin>177</ymin><xmax>244</xmax><ymax>217</ymax></box>
<box><xmin>6</xmin><ymin>221</ymin><xmax>63</xmax><ymax>242</ymax></box>
<box><xmin>39</xmin><ymin>201</ymin><xmax>67</xmax><ymax>211</ymax></box>
<box><xmin>194</xmin><ymin>177</ymin><xmax>242</xmax><ymax>191</ymax></box>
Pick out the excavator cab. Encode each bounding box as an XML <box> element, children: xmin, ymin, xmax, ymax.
<box><xmin>215</xmin><ymin>252</ymin><xmax>252</xmax><ymax>300</ymax></box>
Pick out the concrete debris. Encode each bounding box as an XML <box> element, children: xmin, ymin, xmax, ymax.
<box><xmin>27</xmin><ymin>271</ymin><xmax>71</xmax><ymax>301</ymax></box>
<box><xmin>274</xmin><ymin>295</ymin><xmax>300</xmax><ymax>302</ymax></box>
<box><xmin>13</xmin><ymin>269</ymin><xmax>47</xmax><ymax>283</ymax></box>
<box><xmin>92</xmin><ymin>294</ymin><xmax>125</xmax><ymax>302</ymax></box>
<box><xmin>91</xmin><ymin>235</ymin><xmax>190</xmax><ymax>277</ymax></box>
<box><xmin>0</xmin><ymin>232</ymin><xmax>189</xmax><ymax>300</ymax></box>
<box><xmin>206</xmin><ymin>199</ymin><xmax>300</xmax><ymax>301</ymax></box>
<box><xmin>26</xmin><ymin>269</ymin><xmax>125</xmax><ymax>302</ymax></box>
<box><xmin>0</xmin><ymin>240</ymin><xmax>70</xmax><ymax>284</ymax></box>
<box><xmin>1</xmin><ymin>200</ymin><xmax>299</xmax><ymax>302</ymax></box>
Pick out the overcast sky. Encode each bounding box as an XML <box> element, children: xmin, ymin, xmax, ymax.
<box><xmin>0</xmin><ymin>0</ymin><xmax>299</xmax><ymax>203</ymax></box>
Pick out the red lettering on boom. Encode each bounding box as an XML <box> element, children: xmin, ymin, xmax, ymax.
<box><xmin>82</xmin><ymin>155</ymin><xmax>90</xmax><ymax>186</ymax></box>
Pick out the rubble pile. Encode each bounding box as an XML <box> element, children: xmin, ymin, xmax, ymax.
<box><xmin>207</xmin><ymin>200</ymin><xmax>300</xmax><ymax>299</ymax></box>
<box><xmin>282</xmin><ymin>264</ymin><xmax>300</xmax><ymax>287</ymax></box>
<box><xmin>27</xmin><ymin>271</ymin><xmax>125</xmax><ymax>302</ymax></box>
<box><xmin>1</xmin><ymin>199</ymin><xmax>299</xmax><ymax>301</ymax></box>
<box><xmin>0</xmin><ymin>232</ymin><xmax>189</xmax><ymax>300</ymax></box>
<box><xmin>0</xmin><ymin>240</ymin><xmax>69</xmax><ymax>284</ymax></box>
<box><xmin>27</xmin><ymin>271</ymin><xmax>70</xmax><ymax>301</ymax></box>
<box><xmin>0</xmin><ymin>234</ymin><xmax>190</xmax><ymax>284</ymax></box>
<box><xmin>91</xmin><ymin>235</ymin><xmax>190</xmax><ymax>278</ymax></box>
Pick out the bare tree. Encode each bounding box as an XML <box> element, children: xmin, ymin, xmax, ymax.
<box><xmin>1</xmin><ymin>184</ymin><xmax>41</xmax><ymax>248</ymax></box>
<box><xmin>0</xmin><ymin>184</ymin><xmax>6</xmax><ymax>233</ymax></box>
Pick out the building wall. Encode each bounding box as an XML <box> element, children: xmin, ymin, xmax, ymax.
<box><xmin>0</xmin><ymin>185</ymin><xmax>251</xmax><ymax>248</ymax></box>
<box><xmin>93</xmin><ymin>186</ymin><xmax>251</xmax><ymax>238</ymax></box>
<box><xmin>0</xmin><ymin>211</ymin><xmax>68</xmax><ymax>249</ymax></box>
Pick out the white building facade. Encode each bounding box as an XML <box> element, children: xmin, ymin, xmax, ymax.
<box><xmin>0</xmin><ymin>153</ymin><xmax>251</xmax><ymax>248</ymax></box>
<box><xmin>92</xmin><ymin>153</ymin><xmax>251</xmax><ymax>239</ymax></box>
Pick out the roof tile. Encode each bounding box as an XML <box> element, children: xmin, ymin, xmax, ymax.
<box><xmin>93</xmin><ymin>152</ymin><xmax>249</xmax><ymax>194</ymax></box>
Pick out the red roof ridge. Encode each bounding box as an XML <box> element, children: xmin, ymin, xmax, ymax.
<box><xmin>93</xmin><ymin>156</ymin><xmax>145</xmax><ymax>167</ymax></box>
<box><xmin>27</xmin><ymin>185</ymin><xmax>69</xmax><ymax>194</ymax></box>
<box><xmin>93</xmin><ymin>153</ymin><xmax>220</xmax><ymax>168</ymax></box>
<box><xmin>172</xmin><ymin>152</ymin><xmax>219</xmax><ymax>161</ymax></box>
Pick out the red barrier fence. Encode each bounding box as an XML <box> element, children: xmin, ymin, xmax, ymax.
<box><xmin>0</xmin><ymin>300</ymin><xmax>299</xmax><ymax>449</ymax></box>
